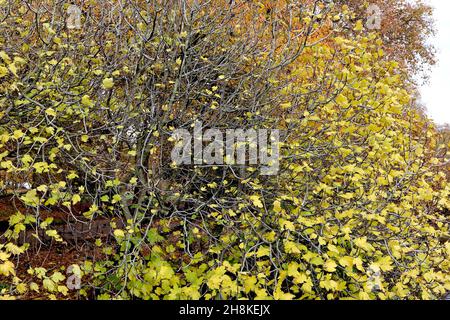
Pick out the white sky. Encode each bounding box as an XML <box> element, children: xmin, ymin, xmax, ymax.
<box><xmin>419</xmin><ymin>0</ymin><xmax>450</xmax><ymax>125</ymax></box>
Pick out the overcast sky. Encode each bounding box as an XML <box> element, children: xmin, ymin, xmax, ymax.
<box><xmin>419</xmin><ymin>0</ymin><xmax>450</xmax><ymax>125</ymax></box>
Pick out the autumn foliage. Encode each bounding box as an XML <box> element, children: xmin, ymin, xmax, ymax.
<box><xmin>0</xmin><ymin>0</ymin><xmax>449</xmax><ymax>300</ymax></box>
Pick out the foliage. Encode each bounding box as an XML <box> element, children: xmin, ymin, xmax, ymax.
<box><xmin>0</xmin><ymin>0</ymin><xmax>449</xmax><ymax>300</ymax></box>
<box><xmin>336</xmin><ymin>0</ymin><xmax>436</xmax><ymax>82</ymax></box>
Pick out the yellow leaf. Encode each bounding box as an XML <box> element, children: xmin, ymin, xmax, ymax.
<box><xmin>0</xmin><ymin>251</ymin><xmax>10</xmax><ymax>261</ymax></box>
<box><xmin>45</xmin><ymin>108</ymin><xmax>57</xmax><ymax>117</ymax></box>
<box><xmin>249</xmin><ymin>195</ymin><xmax>264</xmax><ymax>208</ymax></box>
<box><xmin>67</xmin><ymin>172</ymin><xmax>79</xmax><ymax>180</ymax></box>
<box><xmin>102</xmin><ymin>78</ymin><xmax>114</xmax><ymax>89</ymax></box>
<box><xmin>336</xmin><ymin>94</ymin><xmax>348</xmax><ymax>107</ymax></box>
<box><xmin>0</xmin><ymin>51</ymin><xmax>11</xmax><ymax>64</ymax></box>
<box><xmin>282</xmin><ymin>220</ymin><xmax>295</xmax><ymax>231</ymax></box>
<box><xmin>21</xmin><ymin>190</ymin><xmax>40</xmax><ymax>207</ymax></box>
<box><xmin>5</xmin><ymin>243</ymin><xmax>23</xmax><ymax>255</ymax></box>
<box><xmin>359</xmin><ymin>291</ymin><xmax>371</xmax><ymax>300</ymax></box>
<box><xmin>81</xmin><ymin>95</ymin><xmax>93</xmax><ymax>107</ymax></box>
<box><xmin>57</xmin><ymin>285</ymin><xmax>69</xmax><ymax>296</ymax></box>
<box><xmin>339</xmin><ymin>256</ymin><xmax>354</xmax><ymax>269</ymax></box>
<box><xmin>354</xmin><ymin>237</ymin><xmax>374</xmax><ymax>252</ymax></box>
<box><xmin>243</xmin><ymin>276</ymin><xmax>257</xmax><ymax>293</ymax></box>
<box><xmin>375</xmin><ymin>256</ymin><xmax>394</xmax><ymax>272</ymax></box>
<box><xmin>0</xmin><ymin>65</ymin><xmax>8</xmax><ymax>78</ymax></box>
<box><xmin>284</xmin><ymin>241</ymin><xmax>301</xmax><ymax>254</ymax></box>
<box><xmin>112</xmin><ymin>194</ymin><xmax>122</xmax><ymax>204</ymax></box>
<box><xmin>320</xmin><ymin>278</ymin><xmax>338</xmax><ymax>291</ymax></box>
<box><xmin>51</xmin><ymin>271</ymin><xmax>65</xmax><ymax>283</ymax></box>
<box><xmin>8</xmin><ymin>63</ymin><xmax>18</xmax><ymax>77</ymax></box>
<box><xmin>280</xmin><ymin>102</ymin><xmax>292</xmax><ymax>109</ymax></box>
<box><xmin>45</xmin><ymin>230</ymin><xmax>60</xmax><ymax>240</ymax></box>
<box><xmin>274</xmin><ymin>290</ymin><xmax>295</xmax><ymax>300</ymax></box>
<box><xmin>256</xmin><ymin>246</ymin><xmax>270</xmax><ymax>258</ymax></box>
<box><xmin>114</xmin><ymin>229</ymin><xmax>125</xmax><ymax>238</ymax></box>
<box><xmin>29</xmin><ymin>282</ymin><xmax>40</xmax><ymax>292</ymax></box>
<box><xmin>354</xmin><ymin>20</ymin><xmax>364</xmax><ymax>31</ymax></box>
<box><xmin>324</xmin><ymin>259</ymin><xmax>338</xmax><ymax>272</ymax></box>
<box><xmin>13</xmin><ymin>130</ymin><xmax>24</xmax><ymax>140</ymax></box>
<box><xmin>72</xmin><ymin>194</ymin><xmax>81</xmax><ymax>205</ymax></box>
<box><xmin>129</xmin><ymin>177</ymin><xmax>138</xmax><ymax>185</ymax></box>
<box><xmin>273</xmin><ymin>200</ymin><xmax>282</xmax><ymax>213</ymax></box>
<box><xmin>43</xmin><ymin>278</ymin><xmax>56</xmax><ymax>292</ymax></box>
<box><xmin>16</xmin><ymin>283</ymin><xmax>28</xmax><ymax>294</ymax></box>
<box><xmin>0</xmin><ymin>260</ymin><xmax>15</xmax><ymax>276</ymax></box>
<box><xmin>340</xmin><ymin>192</ymin><xmax>354</xmax><ymax>200</ymax></box>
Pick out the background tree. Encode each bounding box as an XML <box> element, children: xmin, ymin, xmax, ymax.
<box><xmin>335</xmin><ymin>0</ymin><xmax>436</xmax><ymax>83</ymax></box>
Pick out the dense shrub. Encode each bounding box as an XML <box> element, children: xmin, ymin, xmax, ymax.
<box><xmin>0</xmin><ymin>0</ymin><xmax>449</xmax><ymax>299</ymax></box>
